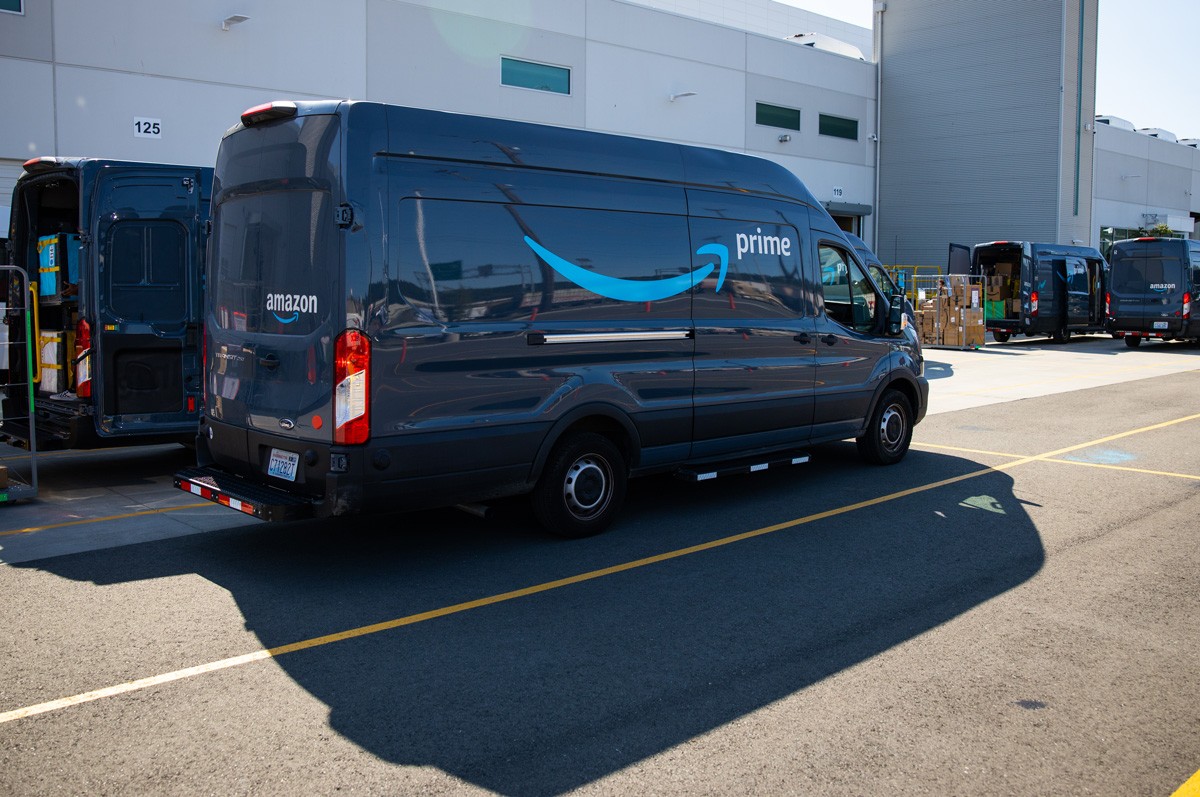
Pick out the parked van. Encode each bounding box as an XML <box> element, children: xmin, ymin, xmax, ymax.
<box><xmin>175</xmin><ymin>100</ymin><xmax>927</xmax><ymax>535</ymax></box>
<box><xmin>3</xmin><ymin>157</ymin><xmax>212</xmax><ymax>449</ymax></box>
<box><xmin>968</xmin><ymin>241</ymin><xmax>1107</xmax><ymax>343</ymax></box>
<box><xmin>842</xmin><ymin>231</ymin><xmax>914</xmax><ymax>322</ymax></box>
<box><xmin>1106</xmin><ymin>237</ymin><xmax>1200</xmax><ymax>347</ymax></box>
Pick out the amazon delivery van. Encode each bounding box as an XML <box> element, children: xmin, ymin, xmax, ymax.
<box><xmin>1106</xmin><ymin>237</ymin><xmax>1200</xmax><ymax>347</ymax></box>
<box><xmin>176</xmin><ymin>100</ymin><xmax>927</xmax><ymax>536</ymax></box>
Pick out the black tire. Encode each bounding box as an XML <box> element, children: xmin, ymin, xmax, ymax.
<box><xmin>1051</xmin><ymin>328</ymin><xmax>1068</xmax><ymax>343</ymax></box>
<box><xmin>856</xmin><ymin>389</ymin><xmax>914</xmax><ymax>465</ymax></box>
<box><xmin>992</xmin><ymin>331</ymin><xmax>1010</xmax><ymax>343</ymax></box>
<box><xmin>1124</xmin><ymin>336</ymin><xmax>1142</xmax><ymax>348</ymax></box>
<box><xmin>532</xmin><ymin>432</ymin><xmax>627</xmax><ymax>538</ymax></box>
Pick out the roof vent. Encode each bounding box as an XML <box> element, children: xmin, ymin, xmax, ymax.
<box><xmin>1138</xmin><ymin>128</ymin><xmax>1178</xmax><ymax>142</ymax></box>
<box><xmin>786</xmin><ymin>33</ymin><xmax>865</xmax><ymax>60</ymax></box>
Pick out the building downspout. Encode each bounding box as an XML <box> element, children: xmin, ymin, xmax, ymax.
<box><xmin>872</xmin><ymin>1</ymin><xmax>885</xmax><ymax>250</ymax></box>
<box><xmin>1073</xmin><ymin>0</ymin><xmax>1085</xmax><ymax>218</ymax></box>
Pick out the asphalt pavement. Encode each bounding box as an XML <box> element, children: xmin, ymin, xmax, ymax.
<box><xmin>0</xmin><ymin>333</ymin><xmax>1197</xmax><ymax>796</ymax></box>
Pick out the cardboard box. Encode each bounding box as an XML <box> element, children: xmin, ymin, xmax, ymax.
<box><xmin>0</xmin><ymin>465</ymin><xmax>7</xmax><ymax>491</ymax></box>
<box><xmin>942</xmin><ymin>325</ymin><xmax>962</xmax><ymax>346</ymax></box>
<box><xmin>992</xmin><ymin>261</ymin><xmax>1017</xmax><ymax>278</ymax></box>
<box><xmin>1009</xmin><ymin>298</ymin><xmax>1022</xmax><ymax>314</ymax></box>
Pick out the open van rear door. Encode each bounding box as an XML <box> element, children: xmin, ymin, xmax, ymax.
<box><xmin>947</xmin><ymin>243</ymin><xmax>971</xmax><ymax>275</ymax></box>
<box><xmin>88</xmin><ymin>166</ymin><xmax>205</xmax><ymax>437</ymax></box>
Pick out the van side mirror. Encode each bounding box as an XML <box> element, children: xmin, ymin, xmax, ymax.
<box><xmin>887</xmin><ymin>295</ymin><xmax>906</xmax><ymax>336</ymax></box>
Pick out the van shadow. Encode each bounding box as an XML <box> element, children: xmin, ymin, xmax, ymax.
<box><xmin>21</xmin><ymin>449</ymin><xmax>1043</xmax><ymax>796</ymax></box>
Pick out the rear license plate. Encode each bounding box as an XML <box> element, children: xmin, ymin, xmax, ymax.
<box><xmin>1153</xmin><ymin>321</ymin><xmax>1168</xmax><ymax>330</ymax></box>
<box><xmin>267</xmin><ymin>448</ymin><xmax>300</xmax><ymax>482</ymax></box>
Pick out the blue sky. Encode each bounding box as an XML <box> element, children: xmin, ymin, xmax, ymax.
<box><xmin>779</xmin><ymin>0</ymin><xmax>1200</xmax><ymax>140</ymax></box>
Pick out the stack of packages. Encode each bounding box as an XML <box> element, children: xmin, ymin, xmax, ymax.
<box><xmin>945</xmin><ymin>276</ymin><xmax>985</xmax><ymax>348</ymax></box>
<box><xmin>914</xmin><ymin>276</ymin><xmax>985</xmax><ymax>347</ymax></box>
<box><xmin>914</xmin><ymin>284</ymin><xmax>950</xmax><ymax>346</ymax></box>
<box><xmin>984</xmin><ymin>261</ymin><xmax>1018</xmax><ymax>320</ymax></box>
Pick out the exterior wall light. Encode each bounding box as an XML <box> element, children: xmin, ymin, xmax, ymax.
<box><xmin>221</xmin><ymin>14</ymin><xmax>250</xmax><ymax>31</ymax></box>
<box><xmin>668</xmin><ymin>91</ymin><xmax>697</xmax><ymax>102</ymax></box>
<box><xmin>778</xmin><ymin>134</ymin><xmax>791</xmax><ymax>143</ymax></box>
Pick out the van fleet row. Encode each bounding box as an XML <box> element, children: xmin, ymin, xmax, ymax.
<box><xmin>5</xmin><ymin>100</ymin><xmax>1194</xmax><ymax>535</ymax></box>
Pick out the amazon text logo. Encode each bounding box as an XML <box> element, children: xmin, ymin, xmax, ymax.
<box><xmin>267</xmin><ymin>293</ymin><xmax>318</xmax><ymax>324</ymax></box>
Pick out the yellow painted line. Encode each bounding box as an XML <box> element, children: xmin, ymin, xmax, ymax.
<box><xmin>0</xmin><ymin>504</ymin><xmax>213</xmax><ymax>537</ymax></box>
<box><xmin>914</xmin><ymin>442</ymin><xmax>1026</xmax><ymax>458</ymax></box>
<box><xmin>1042</xmin><ymin>459</ymin><xmax>1200</xmax><ymax>481</ymax></box>
<box><xmin>1172</xmin><ymin>768</ymin><xmax>1200</xmax><ymax>797</ymax></box>
<box><xmin>2</xmin><ymin>411</ymin><xmax>1198</xmax><ymax>726</ymax></box>
<box><xmin>915</xmin><ymin>443</ymin><xmax>1200</xmax><ymax>481</ymax></box>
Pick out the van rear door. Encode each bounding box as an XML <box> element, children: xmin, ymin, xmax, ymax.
<box><xmin>1109</xmin><ymin>241</ymin><xmax>1186</xmax><ymax>334</ymax></box>
<box><xmin>90</xmin><ymin>166</ymin><xmax>206</xmax><ymax>436</ymax></box>
<box><xmin>206</xmin><ymin>111</ymin><xmax>342</xmax><ymax>447</ymax></box>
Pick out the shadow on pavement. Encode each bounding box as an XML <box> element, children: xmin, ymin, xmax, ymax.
<box><xmin>19</xmin><ymin>446</ymin><xmax>1043</xmax><ymax>796</ymax></box>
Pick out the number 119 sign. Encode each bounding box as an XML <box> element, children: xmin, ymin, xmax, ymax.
<box><xmin>134</xmin><ymin>117</ymin><xmax>162</xmax><ymax>139</ymax></box>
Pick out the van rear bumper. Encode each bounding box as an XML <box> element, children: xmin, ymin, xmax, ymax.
<box><xmin>174</xmin><ymin>465</ymin><xmax>317</xmax><ymax>522</ymax></box>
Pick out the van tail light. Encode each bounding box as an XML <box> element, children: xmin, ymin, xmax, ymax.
<box><xmin>1184</xmin><ymin>292</ymin><xmax>1192</xmax><ymax>320</ymax></box>
<box><xmin>74</xmin><ymin>318</ymin><xmax>92</xmax><ymax>398</ymax></box>
<box><xmin>1105</xmin><ymin>291</ymin><xmax>1111</xmax><ymax>318</ymax></box>
<box><xmin>1029</xmin><ymin>290</ymin><xmax>1039</xmax><ymax>317</ymax></box>
<box><xmin>333</xmin><ymin>329</ymin><xmax>370</xmax><ymax>445</ymax></box>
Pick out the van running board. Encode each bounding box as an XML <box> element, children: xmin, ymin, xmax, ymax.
<box><xmin>675</xmin><ymin>452</ymin><xmax>810</xmax><ymax>483</ymax></box>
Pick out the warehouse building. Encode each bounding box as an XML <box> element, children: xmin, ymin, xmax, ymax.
<box><xmin>1</xmin><ymin>0</ymin><xmax>1197</xmax><ymax>263</ymax></box>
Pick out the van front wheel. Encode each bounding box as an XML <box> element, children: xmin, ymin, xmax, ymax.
<box><xmin>857</xmin><ymin>389</ymin><xmax>913</xmax><ymax>465</ymax></box>
<box><xmin>533</xmin><ymin>432</ymin><xmax>627</xmax><ymax>538</ymax></box>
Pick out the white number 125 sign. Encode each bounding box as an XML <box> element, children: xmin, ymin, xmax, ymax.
<box><xmin>134</xmin><ymin>117</ymin><xmax>162</xmax><ymax>138</ymax></box>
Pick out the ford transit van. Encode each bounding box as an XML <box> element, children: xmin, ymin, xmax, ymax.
<box><xmin>1106</xmin><ymin>237</ymin><xmax>1200</xmax><ymax>347</ymax></box>
<box><xmin>4</xmin><ymin>158</ymin><xmax>211</xmax><ymax>449</ymax></box>
<box><xmin>969</xmin><ymin>241</ymin><xmax>1107</xmax><ymax>343</ymax></box>
<box><xmin>176</xmin><ymin>101</ymin><xmax>927</xmax><ymax>535</ymax></box>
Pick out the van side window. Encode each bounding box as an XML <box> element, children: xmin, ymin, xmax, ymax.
<box><xmin>392</xmin><ymin>199</ymin><xmax>693</xmax><ymax>326</ymax></box>
<box><xmin>689</xmin><ymin>218</ymin><xmax>805</xmax><ymax>319</ymax></box>
<box><xmin>107</xmin><ymin>220</ymin><xmax>186</xmax><ymax>321</ymax></box>
<box><xmin>820</xmin><ymin>244</ymin><xmax>877</xmax><ymax>332</ymax></box>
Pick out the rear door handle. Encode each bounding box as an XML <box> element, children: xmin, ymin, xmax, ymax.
<box><xmin>820</xmin><ymin>334</ymin><xmax>839</xmax><ymax>346</ymax></box>
<box><xmin>793</xmin><ymin>332</ymin><xmax>811</xmax><ymax>344</ymax></box>
<box><xmin>258</xmin><ymin>353</ymin><xmax>280</xmax><ymax>370</ymax></box>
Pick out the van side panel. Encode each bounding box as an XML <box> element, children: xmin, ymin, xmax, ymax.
<box><xmin>364</xmin><ymin>157</ymin><xmax>696</xmax><ymax>496</ymax></box>
<box><xmin>687</xmin><ymin>190</ymin><xmax>816</xmax><ymax>458</ymax></box>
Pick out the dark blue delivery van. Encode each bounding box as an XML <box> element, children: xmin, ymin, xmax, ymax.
<box><xmin>1106</xmin><ymin>237</ymin><xmax>1200</xmax><ymax>347</ymax></box>
<box><xmin>4</xmin><ymin>158</ymin><xmax>212</xmax><ymax>449</ymax></box>
<box><xmin>176</xmin><ymin>100</ymin><xmax>927</xmax><ymax>536</ymax></box>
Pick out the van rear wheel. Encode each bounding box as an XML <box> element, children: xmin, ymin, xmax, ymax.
<box><xmin>992</xmin><ymin>331</ymin><xmax>1010</xmax><ymax>343</ymax></box>
<box><xmin>1125</xmin><ymin>336</ymin><xmax>1142</xmax><ymax>348</ymax></box>
<box><xmin>857</xmin><ymin>389</ymin><xmax>913</xmax><ymax>465</ymax></box>
<box><xmin>533</xmin><ymin>432</ymin><xmax>627</xmax><ymax>538</ymax></box>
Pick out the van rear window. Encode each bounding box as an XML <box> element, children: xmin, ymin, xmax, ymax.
<box><xmin>210</xmin><ymin>113</ymin><xmax>340</xmax><ymax>336</ymax></box>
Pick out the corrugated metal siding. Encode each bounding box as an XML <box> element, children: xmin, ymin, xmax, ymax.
<box><xmin>1057</xmin><ymin>0</ymin><xmax>1097</xmax><ymax>244</ymax></box>
<box><xmin>878</xmin><ymin>0</ymin><xmax>1077</xmax><ymax>266</ymax></box>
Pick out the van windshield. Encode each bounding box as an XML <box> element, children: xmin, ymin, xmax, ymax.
<box><xmin>210</xmin><ymin>113</ymin><xmax>340</xmax><ymax>335</ymax></box>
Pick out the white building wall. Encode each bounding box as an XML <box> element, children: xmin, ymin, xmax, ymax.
<box><xmin>1093</xmin><ymin>124</ymin><xmax>1200</xmax><ymax>237</ymax></box>
<box><xmin>0</xmin><ymin>0</ymin><xmax>877</xmax><ymax>241</ymax></box>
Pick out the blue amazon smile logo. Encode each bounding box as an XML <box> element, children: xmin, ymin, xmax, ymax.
<box><xmin>524</xmin><ymin>236</ymin><xmax>728</xmax><ymax>302</ymax></box>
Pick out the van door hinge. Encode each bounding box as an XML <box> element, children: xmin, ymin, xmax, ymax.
<box><xmin>182</xmin><ymin>177</ymin><xmax>195</xmax><ymax>194</ymax></box>
<box><xmin>78</xmin><ymin>232</ymin><xmax>92</xmax><ymax>247</ymax></box>
<box><xmin>334</xmin><ymin>203</ymin><xmax>354</xmax><ymax>229</ymax></box>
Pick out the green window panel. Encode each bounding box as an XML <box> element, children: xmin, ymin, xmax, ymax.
<box><xmin>755</xmin><ymin>102</ymin><xmax>800</xmax><ymax>131</ymax></box>
<box><xmin>501</xmin><ymin>57</ymin><xmax>570</xmax><ymax>95</ymax></box>
<box><xmin>819</xmin><ymin>114</ymin><xmax>858</xmax><ymax>140</ymax></box>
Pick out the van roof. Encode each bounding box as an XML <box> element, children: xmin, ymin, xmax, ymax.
<box><xmin>238</xmin><ymin>100</ymin><xmax>823</xmax><ymax>209</ymax></box>
<box><xmin>974</xmin><ymin>241</ymin><xmax>1104</xmax><ymax>259</ymax></box>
